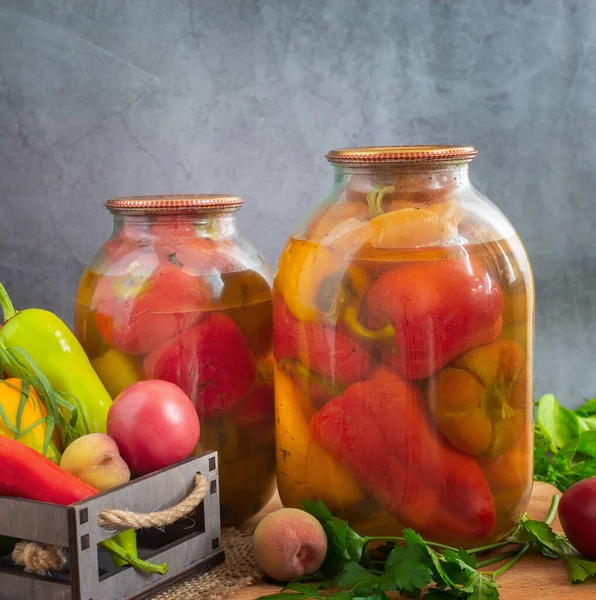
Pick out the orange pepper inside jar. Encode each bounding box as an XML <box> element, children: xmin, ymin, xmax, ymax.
<box><xmin>274</xmin><ymin>146</ymin><xmax>534</xmax><ymax>545</ymax></box>
<box><xmin>74</xmin><ymin>195</ymin><xmax>275</xmax><ymax>526</ymax></box>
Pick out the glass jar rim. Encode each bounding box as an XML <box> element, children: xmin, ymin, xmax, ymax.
<box><xmin>105</xmin><ymin>194</ymin><xmax>243</xmax><ymax>215</ymax></box>
<box><xmin>325</xmin><ymin>145</ymin><xmax>477</xmax><ymax>166</ymax></box>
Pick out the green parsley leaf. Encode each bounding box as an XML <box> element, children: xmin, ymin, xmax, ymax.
<box><xmin>335</xmin><ymin>562</ymin><xmax>379</xmax><ymax>589</ymax></box>
<box><xmin>300</xmin><ymin>498</ymin><xmax>368</xmax><ymax>575</ymax></box>
<box><xmin>565</xmin><ymin>555</ymin><xmax>596</xmax><ymax>583</ymax></box>
<box><xmin>507</xmin><ymin>517</ymin><xmax>576</xmax><ymax>559</ymax></box>
<box><xmin>462</xmin><ymin>572</ymin><xmax>500</xmax><ymax>600</ymax></box>
<box><xmin>300</xmin><ymin>498</ymin><xmax>333</xmax><ymax>522</ymax></box>
<box><xmin>384</xmin><ymin>544</ymin><xmax>433</xmax><ymax>596</ymax></box>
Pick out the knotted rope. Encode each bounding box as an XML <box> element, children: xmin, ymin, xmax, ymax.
<box><xmin>12</xmin><ymin>472</ymin><xmax>208</xmax><ymax>574</ymax></box>
<box><xmin>12</xmin><ymin>542</ymin><xmax>67</xmax><ymax>575</ymax></box>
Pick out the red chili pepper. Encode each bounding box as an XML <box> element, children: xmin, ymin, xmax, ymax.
<box><xmin>311</xmin><ymin>367</ymin><xmax>496</xmax><ymax>543</ymax></box>
<box><xmin>93</xmin><ymin>255</ymin><xmax>207</xmax><ymax>356</ymax></box>
<box><xmin>273</xmin><ymin>295</ymin><xmax>372</xmax><ymax>397</ymax></box>
<box><xmin>144</xmin><ymin>313</ymin><xmax>257</xmax><ymax>419</ymax></box>
<box><xmin>364</xmin><ymin>259</ymin><xmax>503</xmax><ymax>380</ymax></box>
<box><xmin>0</xmin><ymin>436</ymin><xmax>97</xmax><ymax>504</ymax></box>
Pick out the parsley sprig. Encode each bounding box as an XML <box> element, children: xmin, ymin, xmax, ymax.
<box><xmin>258</xmin><ymin>496</ymin><xmax>596</xmax><ymax>600</ymax></box>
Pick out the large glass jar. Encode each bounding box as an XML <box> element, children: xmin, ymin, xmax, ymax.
<box><xmin>274</xmin><ymin>146</ymin><xmax>534</xmax><ymax>545</ymax></box>
<box><xmin>75</xmin><ymin>195</ymin><xmax>275</xmax><ymax>526</ymax></box>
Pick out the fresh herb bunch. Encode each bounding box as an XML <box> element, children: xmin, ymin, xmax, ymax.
<box><xmin>534</xmin><ymin>393</ymin><xmax>596</xmax><ymax>492</ymax></box>
<box><xmin>259</xmin><ymin>497</ymin><xmax>596</xmax><ymax>600</ymax></box>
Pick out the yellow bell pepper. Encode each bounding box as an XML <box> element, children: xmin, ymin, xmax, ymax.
<box><xmin>429</xmin><ymin>340</ymin><xmax>528</xmax><ymax>459</ymax></box>
<box><xmin>274</xmin><ymin>366</ymin><xmax>365</xmax><ymax>513</ymax></box>
<box><xmin>0</xmin><ymin>378</ymin><xmax>61</xmax><ymax>463</ymax></box>
<box><xmin>91</xmin><ymin>349</ymin><xmax>142</xmax><ymax>400</ymax></box>
<box><xmin>275</xmin><ymin>238</ymin><xmax>372</xmax><ymax>325</ymax></box>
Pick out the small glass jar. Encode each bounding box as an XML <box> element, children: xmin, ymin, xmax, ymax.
<box><xmin>274</xmin><ymin>146</ymin><xmax>534</xmax><ymax>545</ymax></box>
<box><xmin>75</xmin><ymin>195</ymin><xmax>276</xmax><ymax>526</ymax></box>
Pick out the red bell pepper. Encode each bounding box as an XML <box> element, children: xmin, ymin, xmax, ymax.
<box><xmin>93</xmin><ymin>254</ymin><xmax>207</xmax><ymax>356</ymax></box>
<box><xmin>311</xmin><ymin>367</ymin><xmax>496</xmax><ymax>543</ymax></box>
<box><xmin>273</xmin><ymin>295</ymin><xmax>372</xmax><ymax>397</ymax></box>
<box><xmin>363</xmin><ymin>259</ymin><xmax>503</xmax><ymax>379</ymax></box>
<box><xmin>144</xmin><ymin>312</ymin><xmax>256</xmax><ymax>419</ymax></box>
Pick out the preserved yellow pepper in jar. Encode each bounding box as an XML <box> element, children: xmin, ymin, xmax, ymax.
<box><xmin>274</xmin><ymin>147</ymin><xmax>534</xmax><ymax>545</ymax></box>
<box><xmin>75</xmin><ymin>195</ymin><xmax>275</xmax><ymax>525</ymax></box>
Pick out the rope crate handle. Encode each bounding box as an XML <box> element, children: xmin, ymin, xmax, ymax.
<box><xmin>98</xmin><ymin>473</ymin><xmax>209</xmax><ymax>530</ymax></box>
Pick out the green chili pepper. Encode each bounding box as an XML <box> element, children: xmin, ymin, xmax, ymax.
<box><xmin>0</xmin><ymin>283</ymin><xmax>111</xmax><ymax>440</ymax></box>
<box><xmin>111</xmin><ymin>531</ymin><xmax>139</xmax><ymax>568</ymax></box>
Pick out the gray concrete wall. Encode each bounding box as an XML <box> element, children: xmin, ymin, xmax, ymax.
<box><xmin>0</xmin><ymin>0</ymin><xmax>594</xmax><ymax>406</ymax></box>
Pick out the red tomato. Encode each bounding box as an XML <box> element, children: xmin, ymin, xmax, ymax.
<box><xmin>559</xmin><ymin>477</ymin><xmax>596</xmax><ymax>559</ymax></box>
<box><xmin>93</xmin><ymin>254</ymin><xmax>207</xmax><ymax>355</ymax></box>
<box><xmin>107</xmin><ymin>380</ymin><xmax>200</xmax><ymax>475</ymax></box>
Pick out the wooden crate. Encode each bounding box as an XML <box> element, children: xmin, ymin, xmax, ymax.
<box><xmin>0</xmin><ymin>451</ymin><xmax>224</xmax><ymax>600</ymax></box>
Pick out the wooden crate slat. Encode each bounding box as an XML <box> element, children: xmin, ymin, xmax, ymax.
<box><xmin>0</xmin><ymin>498</ymin><xmax>70</xmax><ymax>546</ymax></box>
<box><xmin>0</xmin><ymin>569</ymin><xmax>70</xmax><ymax>600</ymax></box>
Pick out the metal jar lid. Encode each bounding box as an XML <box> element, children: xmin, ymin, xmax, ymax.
<box><xmin>105</xmin><ymin>194</ymin><xmax>243</xmax><ymax>214</ymax></box>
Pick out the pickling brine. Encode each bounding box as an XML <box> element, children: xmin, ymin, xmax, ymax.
<box><xmin>273</xmin><ymin>147</ymin><xmax>534</xmax><ymax>545</ymax></box>
<box><xmin>75</xmin><ymin>195</ymin><xmax>276</xmax><ymax>526</ymax></box>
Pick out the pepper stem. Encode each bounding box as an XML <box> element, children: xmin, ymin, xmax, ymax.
<box><xmin>343</xmin><ymin>304</ymin><xmax>395</xmax><ymax>341</ymax></box>
<box><xmin>100</xmin><ymin>538</ymin><xmax>168</xmax><ymax>575</ymax></box>
<box><xmin>0</xmin><ymin>283</ymin><xmax>17</xmax><ymax>322</ymax></box>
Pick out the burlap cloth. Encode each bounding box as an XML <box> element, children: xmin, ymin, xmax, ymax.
<box><xmin>153</xmin><ymin>527</ymin><xmax>264</xmax><ymax>600</ymax></box>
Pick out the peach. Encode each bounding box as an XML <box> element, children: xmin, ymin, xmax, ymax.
<box><xmin>253</xmin><ymin>508</ymin><xmax>327</xmax><ymax>582</ymax></box>
<box><xmin>60</xmin><ymin>433</ymin><xmax>130</xmax><ymax>491</ymax></box>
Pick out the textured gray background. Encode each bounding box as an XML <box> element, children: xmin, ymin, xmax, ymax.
<box><xmin>0</xmin><ymin>0</ymin><xmax>594</xmax><ymax>406</ymax></box>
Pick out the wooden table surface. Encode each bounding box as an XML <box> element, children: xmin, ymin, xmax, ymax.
<box><xmin>231</xmin><ymin>482</ymin><xmax>596</xmax><ymax>600</ymax></box>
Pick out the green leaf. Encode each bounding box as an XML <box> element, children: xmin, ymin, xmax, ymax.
<box><xmin>335</xmin><ymin>562</ymin><xmax>379</xmax><ymax>589</ymax></box>
<box><xmin>537</xmin><ymin>394</ymin><xmax>582</xmax><ymax>449</ymax></box>
<box><xmin>384</xmin><ymin>544</ymin><xmax>433</xmax><ymax>597</ymax></box>
<box><xmin>565</xmin><ymin>556</ymin><xmax>596</xmax><ymax>583</ymax></box>
<box><xmin>440</xmin><ymin>549</ymin><xmax>477</xmax><ymax>585</ymax></box>
<box><xmin>300</xmin><ymin>498</ymin><xmax>368</xmax><ymax>576</ymax></box>
<box><xmin>575</xmin><ymin>398</ymin><xmax>596</xmax><ymax>417</ymax></box>
<box><xmin>507</xmin><ymin>518</ymin><xmax>576</xmax><ymax>558</ymax></box>
<box><xmin>300</xmin><ymin>498</ymin><xmax>333</xmax><ymax>522</ymax></box>
<box><xmin>575</xmin><ymin>431</ymin><xmax>596</xmax><ymax>457</ymax></box>
<box><xmin>463</xmin><ymin>572</ymin><xmax>500</xmax><ymax>600</ymax></box>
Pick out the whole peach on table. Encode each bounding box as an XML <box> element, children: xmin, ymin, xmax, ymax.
<box><xmin>253</xmin><ymin>508</ymin><xmax>328</xmax><ymax>582</ymax></box>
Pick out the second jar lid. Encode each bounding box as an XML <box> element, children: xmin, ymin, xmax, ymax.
<box><xmin>325</xmin><ymin>145</ymin><xmax>477</xmax><ymax>165</ymax></box>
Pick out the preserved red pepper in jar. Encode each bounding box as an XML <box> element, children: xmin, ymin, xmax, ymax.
<box><xmin>75</xmin><ymin>195</ymin><xmax>275</xmax><ymax>525</ymax></box>
<box><xmin>273</xmin><ymin>146</ymin><xmax>534</xmax><ymax>545</ymax></box>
